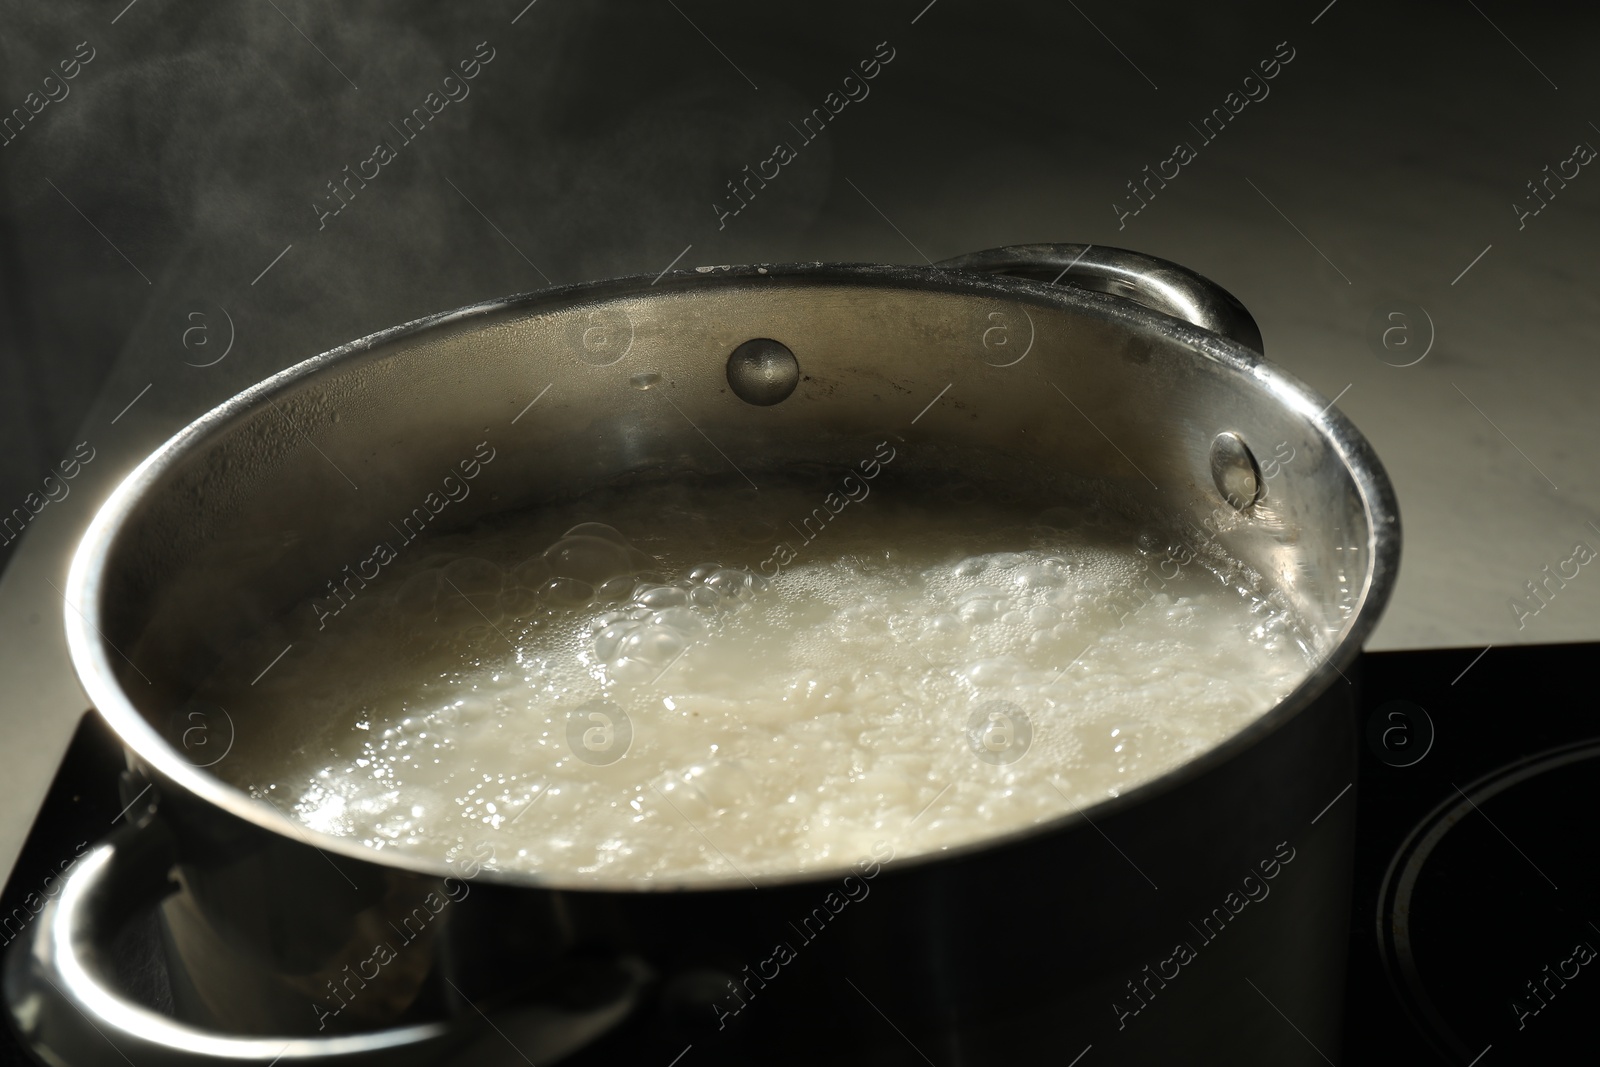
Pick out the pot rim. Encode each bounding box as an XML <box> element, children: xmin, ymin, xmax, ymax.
<box><xmin>63</xmin><ymin>258</ymin><xmax>1401</xmax><ymax>893</ymax></box>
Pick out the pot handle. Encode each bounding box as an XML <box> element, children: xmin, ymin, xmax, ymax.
<box><xmin>3</xmin><ymin>820</ymin><xmax>456</xmax><ymax>1065</ymax></box>
<box><xmin>937</xmin><ymin>243</ymin><xmax>1265</xmax><ymax>355</ymax></box>
<box><xmin>3</xmin><ymin>819</ymin><xmax>638</xmax><ymax>1066</ymax></box>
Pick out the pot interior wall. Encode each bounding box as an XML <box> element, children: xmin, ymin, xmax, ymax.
<box><xmin>91</xmin><ymin>269</ymin><xmax>1375</xmax><ymax>749</ymax></box>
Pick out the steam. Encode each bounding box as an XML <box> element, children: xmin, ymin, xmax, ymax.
<box><xmin>0</xmin><ymin>0</ymin><xmax>834</xmax><ymax>483</ymax></box>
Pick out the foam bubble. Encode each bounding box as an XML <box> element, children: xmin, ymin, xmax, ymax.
<box><xmin>204</xmin><ymin>476</ymin><xmax>1317</xmax><ymax>883</ymax></box>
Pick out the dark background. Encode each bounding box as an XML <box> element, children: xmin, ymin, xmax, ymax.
<box><xmin>6</xmin><ymin>0</ymin><xmax>1600</xmax><ymax>649</ymax></box>
<box><xmin>3</xmin><ymin>1</ymin><xmax>1599</xmax><ymax>1063</ymax></box>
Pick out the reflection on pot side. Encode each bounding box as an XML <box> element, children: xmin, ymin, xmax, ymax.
<box><xmin>712</xmin><ymin>841</ymin><xmax>894</xmax><ymax>1030</ymax></box>
<box><xmin>1113</xmin><ymin>840</ymin><xmax>1297</xmax><ymax>1030</ymax></box>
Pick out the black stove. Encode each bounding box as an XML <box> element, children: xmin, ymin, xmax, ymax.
<box><xmin>5</xmin><ymin>643</ymin><xmax>1596</xmax><ymax>1066</ymax></box>
<box><xmin>1345</xmin><ymin>643</ymin><xmax>1600</xmax><ymax>1064</ymax></box>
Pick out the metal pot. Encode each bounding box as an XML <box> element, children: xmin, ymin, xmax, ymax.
<box><xmin>7</xmin><ymin>244</ymin><xmax>1399</xmax><ymax>1065</ymax></box>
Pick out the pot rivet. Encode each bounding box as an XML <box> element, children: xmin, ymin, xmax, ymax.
<box><xmin>1210</xmin><ymin>432</ymin><xmax>1261</xmax><ymax>511</ymax></box>
<box><xmin>726</xmin><ymin>339</ymin><xmax>799</xmax><ymax>406</ymax></box>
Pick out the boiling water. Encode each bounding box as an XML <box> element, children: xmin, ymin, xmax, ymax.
<box><xmin>200</xmin><ymin>471</ymin><xmax>1316</xmax><ymax>882</ymax></box>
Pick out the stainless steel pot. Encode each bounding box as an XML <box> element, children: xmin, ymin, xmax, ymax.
<box><xmin>7</xmin><ymin>244</ymin><xmax>1399</xmax><ymax>1065</ymax></box>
